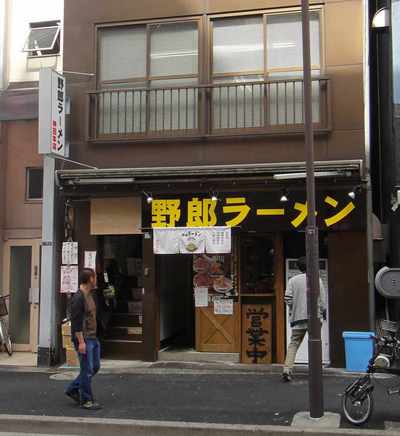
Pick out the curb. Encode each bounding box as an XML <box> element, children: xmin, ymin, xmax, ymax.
<box><xmin>0</xmin><ymin>361</ymin><xmax>367</xmax><ymax>378</ymax></box>
<box><xmin>0</xmin><ymin>415</ymin><xmax>395</xmax><ymax>436</ymax></box>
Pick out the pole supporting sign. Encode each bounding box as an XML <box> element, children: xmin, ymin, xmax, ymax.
<box><xmin>38</xmin><ymin>67</ymin><xmax>68</xmax><ymax>157</ymax></box>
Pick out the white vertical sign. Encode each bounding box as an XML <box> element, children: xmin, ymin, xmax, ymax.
<box><xmin>39</xmin><ymin>68</ymin><xmax>67</xmax><ymax>157</ymax></box>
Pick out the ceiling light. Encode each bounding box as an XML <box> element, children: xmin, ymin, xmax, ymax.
<box><xmin>348</xmin><ymin>186</ymin><xmax>362</xmax><ymax>200</ymax></box>
<box><xmin>273</xmin><ymin>171</ymin><xmax>345</xmax><ymax>180</ymax></box>
<box><xmin>280</xmin><ymin>189</ymin><xmax>289</xmax><ymax>202</ymax></box>
<box><xmin>372</xmin><ymin>7</ymin><xmax>390</xmax><ymax>28</ymax></box>
<box><xmin>71</xmin><ymin>177</ymin><xmax>135</xmax><ymax>185</ymax></box>
<box><xmin>144</xmin><ymin>192</ymin><xmax>153</xmax><ymax>204</ymax></box>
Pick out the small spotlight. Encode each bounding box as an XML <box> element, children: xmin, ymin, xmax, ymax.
<box><xmin>144</xmin><ymin>192</ymin><xmax>153</xmax><ymax>204</ymax></box>
<box><xmin>280</xmin><ymin>189</ymin><xmax>289</xmax><ymax>203</ymax></box>
<box><xmin>211</xmin><ymin>195</ymin><xmax>218</xmax><ymax>202</ymax></box>
<box><xmin>348</xmin><ymin>186</ymin><xmax>361</xmax><ymax>200</ymax></box>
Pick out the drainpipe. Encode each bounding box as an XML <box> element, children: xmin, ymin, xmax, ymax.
<box><xmin>363</xmin><ymin>0</ymin><xmax>376</xmax><ymax>330</ymax></box>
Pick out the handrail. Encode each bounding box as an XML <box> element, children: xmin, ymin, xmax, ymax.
<box><xmin>88</xmin><ymin>76</ymin><xmax>330</xmax><ymax>94</ymax></box>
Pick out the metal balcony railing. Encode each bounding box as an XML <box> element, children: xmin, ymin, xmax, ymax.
<box><xmin>88</xmin><ymin>77</ymin><xmax>331</xmax><ymax>141</ymax></box>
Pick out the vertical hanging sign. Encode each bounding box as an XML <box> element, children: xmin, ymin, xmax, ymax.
<box><xmin>39</xmin><ymin>67</ymin><xmax>68</xmax><ymax>157</ymax></box>
<box><xmin>51</xmin><ymin>71</ymin><xmax>66</xmax><ymax>156</ymax></box>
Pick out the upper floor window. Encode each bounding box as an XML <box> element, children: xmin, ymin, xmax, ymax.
<box><xmin>211</xmin><ymin>12</ymin><xmax>321</xmax><ymax>128</ymax></box>
<box><xmin>26</xmin><ymin>168</ymin><xmax>43</xmax><ymax>201</ymax></box>
<box><xmin>23</xmin><ymin>21</ymin><xmax>61</xmax><ymax>57</ymax></box>
<box><xmin>212</xmin><ymin>11</ymin><xmax>320</xmax><ymax>79</ymax></box>
<box><xmin>99</xmin><ymin>21</ymin><xmax>199</xmax><ymax>87</ymax></box>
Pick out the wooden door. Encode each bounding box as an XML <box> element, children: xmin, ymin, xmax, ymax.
<box><xmin>195</xmin><ymin>303</ymin><xmax>240</xmax><ymax>352</ymax></box>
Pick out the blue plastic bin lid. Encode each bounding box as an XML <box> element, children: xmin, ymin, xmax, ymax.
<box><xmin>342</xmin><ymin>331</ymin><xmax>374</xmax><ymax>339</ymax></box>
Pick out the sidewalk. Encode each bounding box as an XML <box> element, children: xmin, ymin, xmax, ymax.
<box><xmin>0</xmin><ymin>366</ymin><xmax>399</xmax><ymax>433</ymax></box>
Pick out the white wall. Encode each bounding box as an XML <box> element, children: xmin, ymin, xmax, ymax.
<box><xmin>5</xmin><ymin>0</ymin><xmax>63</xmax><ymax>85</ymax></box>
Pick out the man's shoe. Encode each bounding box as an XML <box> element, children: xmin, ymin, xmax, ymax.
<box><xmin>282</xmin><ymin>372</ymin><xmax>292</xmax><ymax>382</ymax></box>
<box><xmin>81</xmin><ymin>400</ymin><xmax>102</xmax><ymax>410</ymax></box>
<box><xmin>65</xmin><ymin>390</ymin><xmax>80</xmax><ymax>404</ymax></box>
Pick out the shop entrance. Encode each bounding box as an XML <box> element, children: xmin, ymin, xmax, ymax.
<box><xmin>96</xmin><ymin>235</ymin><xmax>145</xmax><ymax>359</ymax></box>
<box><xmin>157</xmin><ymin>232</ymin><xmax>285</xmax><ymax>364</ymax></box>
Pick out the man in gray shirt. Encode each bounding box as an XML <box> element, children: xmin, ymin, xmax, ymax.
<box><xmin>283</xmin><ymin>256</ymin><xmax>326</xmax><ymax>382</ymax></box>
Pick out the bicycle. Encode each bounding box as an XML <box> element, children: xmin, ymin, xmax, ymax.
<box><xmin>342</xmin><ymin>320</ymin><xmax>400</xmax><ymax>425</ymax></box>
<box><xmin>0</xmin><ymin>295</ymin><xmax>12</xmax><ymax>356</ymax></box>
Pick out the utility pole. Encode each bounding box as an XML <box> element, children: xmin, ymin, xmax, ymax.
<box><xmin>301</xmin><ymin>0</ymin><xmax>324</xmax><ymax>418</ymax></box>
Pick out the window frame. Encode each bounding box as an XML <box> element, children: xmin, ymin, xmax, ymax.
<box><xmin>208</xmin><ymin>6</ymin><xmax>324</xmax><ymax>83</ymax></box>
<box><xmin>23</xmin><ymin>22</ymin><xmax>61</xmax><ymax>58</ymax></box>
<box><xmin>25</xmin><ymin>167</ymin><xmax>43</xmax><ymax>203</ymax></box>
<box><xmin>96</xmin><ymin>16</ymin><xmax>203</xmax><ymax>90</ymax></box>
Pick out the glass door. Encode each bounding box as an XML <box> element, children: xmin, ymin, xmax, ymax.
<box><xmin>2</xmin><ymin>240</ymin><xmax>40</xmax><ymax>352</ymax></box>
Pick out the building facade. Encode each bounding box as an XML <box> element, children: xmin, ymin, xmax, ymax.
<box><xmin>0</xmin><ymin>0</ymin><xmax>63</xmax><ymax>354</ymax></box>
<box><xmin>55</xmin><ymin>0</ymin><xmax>371</xmax><ymax>367</ymax></box>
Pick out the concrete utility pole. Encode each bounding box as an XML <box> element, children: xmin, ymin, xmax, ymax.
<box><xmin>301</xmin><ymin>0</ymin><xmax>324</xmax><ymax>418</ymax></box>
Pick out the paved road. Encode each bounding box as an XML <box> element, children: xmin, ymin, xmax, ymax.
<box><xmin>0</xmin><ymin>370</ymin><xmax>399</xmax><ymax>430</ymax></box>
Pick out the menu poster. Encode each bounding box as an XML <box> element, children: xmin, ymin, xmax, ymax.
<box><xmin>194</xmin><ymin>287</ymin><xmax>209</xmax><ymax>307</ymax></box>
<box><xmin>214</xmin><ymin>297</ymin><xmax>234</xmax><ymax>315</ymax></box>
<box><xmin>84</xmin><ymin>251</ymin><xmax>97</xmax><ymax>271</ymax></box>
<box><xmin>60</xmin><ymin>265</ymin><xmax>78</xmax><ymax>293</ymax></box>
<box><xmin>193</xmin><ymin>254</ymin><xmax>236</xmax><ymax>297</ymax></box>
<box><xmin>62</xmin><ymin>242</ymin><xmax>78</xmax><ymax>265</ymax></box>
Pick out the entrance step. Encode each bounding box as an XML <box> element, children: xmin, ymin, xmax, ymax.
<box><xmin>101</xmin><ymin>338</ymin><xmax>144</xmax><ymax>360</ymax></box>
<box><xmin>111</xmin><ymin>313</ymin><xmax>142</xmax><ymax>327</ymax></box>
<box><xmin>158</xmin><ymin>349</ymin><xmax>240</xmax><ymax>364</ymax></box>
<box><xmin>104</xmin><ymin>326</ymin><xmax>143</xmax><ymax>341</ymax></box>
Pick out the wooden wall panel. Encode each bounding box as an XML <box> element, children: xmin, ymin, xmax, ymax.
<box><xmin>90</xmin><ymin>197</ymin><xmax>142</xmax><ymax>235</ymax></box>
<box><xmin>195</xmin><ymin>303</ymin><xmax>240</xmax><ymax>352</ymax></box>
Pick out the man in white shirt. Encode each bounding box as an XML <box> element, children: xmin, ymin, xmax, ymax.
<box><xmin>283</xmin><ymin>256</ymin><xmax>326</xmax><ymax>382</ymax></box>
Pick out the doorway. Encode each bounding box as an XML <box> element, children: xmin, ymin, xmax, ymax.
<box><xmin>97</xmin><ymin>235</ymin><xmax>145</xmax><ymax>359</ymax></box>
<box><xmin>2</xmin><ymin>239</ymin><xmax>40</xmax><ymax>352</ymax></box>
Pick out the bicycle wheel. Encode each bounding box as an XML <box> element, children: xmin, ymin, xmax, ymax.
<box><xmin>0</xmin><ymin>319</ymin><xmax>12</xmax><ymax>356</ymax></box>
<box><xmin>342</xmin><ymin>390</ymin><xmax>373</xmax><ymax>425</ymax></box>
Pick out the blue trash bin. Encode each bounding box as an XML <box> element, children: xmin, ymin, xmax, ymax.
<box><xmin>342</xmin><ymin>331</ymin><xmax>374</xmax><ymax>372</ymax></box>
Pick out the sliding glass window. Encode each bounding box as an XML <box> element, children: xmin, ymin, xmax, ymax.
<box><xmin>98</xmin><ymin>20</ymin><xmax>199</xmax><ymax>135</ymax></box>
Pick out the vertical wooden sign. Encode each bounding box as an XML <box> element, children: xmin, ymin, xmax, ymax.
<box><xmin>241</xmin><ymin>304</ymin><xmax>272</xmax><ymax>364</ymax></box>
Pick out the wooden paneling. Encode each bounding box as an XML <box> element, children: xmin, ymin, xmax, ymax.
<box><xmin>241</xmin><ymin>304</ymin><xmax>272</xmax><ymax>364</ymax></box>
<box><xmin>195</xmin><ymin>303</ymin><xmax>240</xmax><ymax>352</ymax></box>
<box><xmin>90</xmin><ymin>197</ymin><xmax>142</xmax><ymax>235</ymax></box>
<box><xmin>327</xmin><ymin>232</ymin><xmax>369</xmax><ymax>367</ymax></box>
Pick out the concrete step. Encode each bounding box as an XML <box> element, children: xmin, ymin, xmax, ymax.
<box><xmin>158</xmin><ymin>349</ymin><xmax>240</xmax><ymax>364</ymax></box>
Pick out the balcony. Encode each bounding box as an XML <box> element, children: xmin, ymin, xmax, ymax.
<box><xmin>88</xmin><ymin>77</ymin><xmax>331</xmax><ymax>142</ymax></box>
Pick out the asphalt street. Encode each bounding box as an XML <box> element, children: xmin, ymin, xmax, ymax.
<box><xmin>0</xmin><ymin>370</ymin><xmax>400</xmax><ymax>431</ymax></box>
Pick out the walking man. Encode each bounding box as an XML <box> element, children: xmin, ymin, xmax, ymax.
<box><xmin>282</xmin><ymin>256</ymin><xmax>326</xmax><ymax>382</ymax></box>
<box><xmin>65</xmin><ymin>268</ymin><xmax>102</xmax><ymax>409</ymax></box>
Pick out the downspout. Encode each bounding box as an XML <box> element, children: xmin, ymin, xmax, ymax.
<box><xmin>364</xmin><ymin>0</ymin><xmax>376</xmax><ymax>330</ymax></box>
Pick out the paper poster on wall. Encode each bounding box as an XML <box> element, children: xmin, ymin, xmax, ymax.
<box><xmin>194</xmin><ymin>287</ymin><xmax>209</xmax><ymax>307</ymax></box>
<box><xmin>84</xmin><ymin>251</ymin><xmax>97</xmax><ymax>271</ymax></box>
<box><xmin>205</xmin><ymin>227</ymin><xmax>231</xmax><ymax>254</ymax></box>
<box><xmin>60</xmin><ymin>265</ymin><xmax>78</xmax><ymax>293</ymax></box>
<box><xmin>153</xmin><ymin>227</ymin><xmax>231</xmax><ymax>255</ymax></box>
<box><xmin>193</xmin><ymin>254</ymin><xmax>235</xmax><ymax>297</ymax></box>
<box><xmin>214</xmin><ymin>298</ymin><xmax>233</xmax><ymax>315</ymax></box>
<box><xmin>62</xmin><ymin>242</ymin><xmax>78</xmax><ymax>265</ymax></box>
